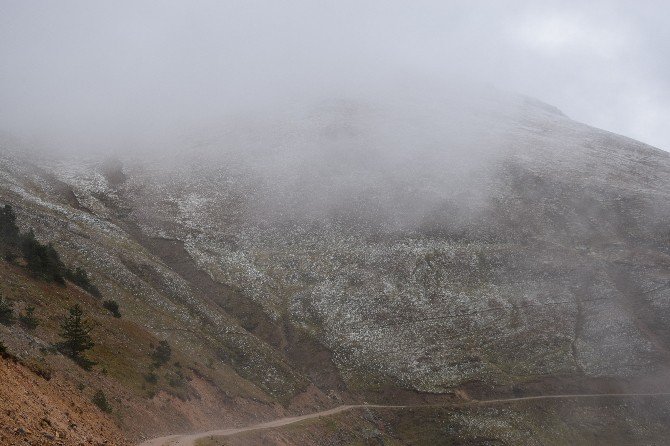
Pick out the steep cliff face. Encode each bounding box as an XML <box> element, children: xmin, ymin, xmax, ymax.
<box><xmin>1</xmin><ymin>90</ymin><xmax>670</xmax><ymax>443</ymax></box>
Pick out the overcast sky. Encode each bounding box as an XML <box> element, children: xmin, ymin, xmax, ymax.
<box><xmin>0</xmin><ymin>0</ymin><xmax>669</xmax><ymax>152</ymax></box>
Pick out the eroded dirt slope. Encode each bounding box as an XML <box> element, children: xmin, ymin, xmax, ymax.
<box><xmin>0</xmin><ymin>357</ymin><xmax>128</xmax><ymax>446</ymax></box>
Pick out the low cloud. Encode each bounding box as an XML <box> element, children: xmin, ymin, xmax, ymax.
<box><xmin>0</xmin><ymin>0</ymin><xmax>668</xmax><ymax>152</ymax></box>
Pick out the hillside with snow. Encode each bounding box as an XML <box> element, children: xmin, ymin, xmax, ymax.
<box><xmin>2</xmin><ymin>89</ymin><xmax>670</xmax><ymax>444</ymax></box>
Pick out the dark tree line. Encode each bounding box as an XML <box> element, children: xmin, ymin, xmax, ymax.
<box><xmin>0</xmin><ymin>204</ymin><xmax>100</xmax><ymax>297</ymax></box>
<box><xmin>21</xmin><ymin>229</ymin><xmax>67</xmax><ymax>283</ymax></box>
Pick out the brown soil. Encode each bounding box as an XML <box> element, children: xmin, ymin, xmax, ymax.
<box><xmin>0</xmin><ymin>260</ymin><xmax>286</xmax><ymax>445</ymax></box>
<box><xmin>0</xmin><ymin>356</ymin><xmax>129</xmax><ymax>446</ymax></box>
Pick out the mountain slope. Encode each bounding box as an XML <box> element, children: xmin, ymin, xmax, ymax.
<box><xmin>1</xmin><ymin>89</ymin><xmax>670</xmax><ymax>444</ymax></box>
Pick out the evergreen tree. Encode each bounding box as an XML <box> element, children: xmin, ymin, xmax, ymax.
<box><xmin>0</xmin><ymin>204</ymin><xmax>20</xmax><ymax>244</ymax></box>
<box><xmin>21</xmin><ymin>230</ymin><xmax>66</xmax><ymax>283</ymax></box>
<box><xmin>0</xmin><ymin>204</ymin><xmax>20</xmax><ymax>260</ymax></box>
<box><xmin>102</xmin><ymin>300</ymin><xmax>121</xmax><ymax>318</ymax></box>
<box><xmin>66</xmin><ymin>266</ymin><xmax>102</xmax><ymax>298</ymax></box>
<box><xmin>0</xmin><ymin>296</ymin><xmax>14</xmax><ymax>325</ymax></box>
<box><xmin>45</xmin><ymin>244</ymin><xmax>66</xmax><ymax>284</ymax></box>
<box><xmin>58</xmin><ymin>304</ymin><xmax>95</xmax><ymax>367</ymax></box>
<box><xmin>18</xmin><ymin>306</ymin><xmax>39</xmax><ymax>330</ymax></box>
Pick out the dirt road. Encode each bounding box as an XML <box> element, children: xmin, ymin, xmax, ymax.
<box><xmin>138</xmin><ymin>393</ymin><xmax>670</xmax><ymax>446</ymax></box>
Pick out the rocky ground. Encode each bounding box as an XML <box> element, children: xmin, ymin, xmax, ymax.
<box><xmin>0</xmin><ymin>356</ymin><xmax>128</xmax><ymax>446</ymax></box>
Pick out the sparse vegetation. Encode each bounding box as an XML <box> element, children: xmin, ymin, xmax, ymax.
<box><xmin>0</xmin><ymin>296</ymin><xmax>15</xmax><ymax>325</ymax></box>
<box><xmin>102</xmin><ymin>299</ymin><xmax>121</xmax><ymax>318</ymax></box>
<box><xmin>151</xmin><ymin>340</ymin><xmax>172</xmax><ymax>367</ymax></box>
<box><xmin>24</xmin><ymin>360</ymin><xmax>52</xmax><ymax>380</ymax></box>
<box><xmin>168</xmin><ymin>369</ymin><xmax>187</xmax><ymax>388</ymax></box>
<box><xmin>18</xmin><ymin>305</ymin><xmax>39</xmax><ymax>330</ymax></box>
<box><xmin>92</xmin><ymin>389</ymin><xmax>112</xmax><ymax>413</ymax></box>
<box><xmin>58</xmin><ymin>304</ymin><xmax>96</xmax><ymax>369</ymax></box>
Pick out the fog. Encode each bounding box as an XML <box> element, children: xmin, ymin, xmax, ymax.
<box><xmin>1</xmin><ymin>0</ymin><xmax>669</xmax><ymax>154</ymax></box>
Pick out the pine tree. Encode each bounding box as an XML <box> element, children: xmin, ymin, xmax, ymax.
<box><xmin>0</xmin><ymin>296</ymin><xmax>14</xmax><ymax>325</ymax></box>
<box><xmin>18</xmin><ymin>306</ymin><xmax>39</xmax><ymax>330</ymax></box>
<box><xmin>102</xmin><ymin>300</ymin><xmax>121</xmax><ymax>318</ymax></box>
<box><xmin>66</xmin><ymin>266</ymin><xmax>102</xmax><ymax>298</ymax></box>
<box><xmin>59</xmin><ymin>304</ymin><xmax>95</xmax><ymax>367</ymax></box>
<box><xmin>0</xmin><ymin>204</ymin><xmax>20</xmax><ymax>260</ymax></box>
<box><xmin>0</xmin><ymin>204</ymin><xmax>20</xmax><ymax>244</ymax></box>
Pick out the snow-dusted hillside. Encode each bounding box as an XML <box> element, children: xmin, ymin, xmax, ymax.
<box><xmin>2</xmin><ymin>88</ymin><xmax>670</xmax><ymax>441</ymax></box>
<box><xmin>117</xmin><ymin>90</ymin><xmax>670</xmax><ymax>392</ymax></box>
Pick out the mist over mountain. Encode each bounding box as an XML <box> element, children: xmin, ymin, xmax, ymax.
<box><xmin>2</xmin><ymin>1</ymin><xmax>670</xmax><ymax>153</ymax></box>
<box><xmin>2</xmin><ymin>2</ymin><xmax>670</xmax><ymax>446</ymax></box>
<box><xmin>2</xmin><ymin>84</ymin><xmax>670</xmax><ymax>444</ymax></box>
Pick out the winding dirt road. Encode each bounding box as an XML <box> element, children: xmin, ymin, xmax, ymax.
<box><xmin>139</xmin><ymin>393</ymin><xmax>670</xmax><ymax>446</ymax></box>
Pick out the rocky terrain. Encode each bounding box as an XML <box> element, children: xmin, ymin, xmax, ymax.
<box><xmin>0</xmin><ymin>356</ymin><xmax>129</xmax><ymax>446</ymax></box>
<box><xmin>1</xmin><ymin>88</ymin><xmax>670</xmax><ymax>444</ymax></box>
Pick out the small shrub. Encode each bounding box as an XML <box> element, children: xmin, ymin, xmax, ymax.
<box><xmin>102</xmin><ymin>300</ymin><xmax>121</xmax><ymax>318</ymax></box>
<box><xmin>168</xmin><ymin>370</ymin><xmax>187</xmax><ymax>388</ymax></box>
<box><xmin>92</xmin><ymin>390</ymin><xmax>112</xmax><ymax>413</ymax></box>
<box><xmin>0</xmin><ymin>297</ymin><xmax>14</xmax><ymax>326</ymax></box>
<box><xmin>0</xmin><ymin>340</ymin><xmax>17</xmax><ymax>361</ymax></box>
<box><xmin>151</xmin><ymin>340</ymin><xmax>172</xmax><ymax>367</ymax></box>
<box><xmin>143</xmin><ymin>371</ymin><xmax>158</xmax><ymax>384</ymax></box>
<box><xmin>18</xmin><ymin>306</ymin><xmax>39</xmax><ymax>330</ymax></box>
<box><xmin>25</xmin><ymin>360</ymin><xmax>52</xmax><ymax>380</ymax></box>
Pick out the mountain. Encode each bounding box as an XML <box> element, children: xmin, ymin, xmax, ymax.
<box><xmin>2</xmin><ymin>88</ymin><xmax>670</xmax><ymax>445</ymax></box>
